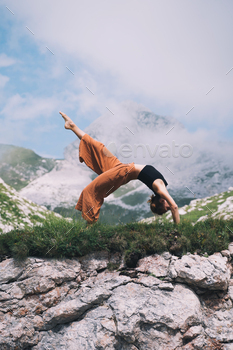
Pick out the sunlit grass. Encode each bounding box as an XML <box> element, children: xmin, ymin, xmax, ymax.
<box><xmin>0</xmin><ymin>214</ymin><xmax>232</xmax><ymax>266</ymax></box>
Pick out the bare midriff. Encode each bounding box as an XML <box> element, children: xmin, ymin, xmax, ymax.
<box><xmin>129</xmin><ymin>163</ymin><xmax>146</xmax><ymax>180</ymax></box>
<box><xmin>134</xmin><ymin>163</ymin><xmax>146</xmax><ymax>173</ymax></box>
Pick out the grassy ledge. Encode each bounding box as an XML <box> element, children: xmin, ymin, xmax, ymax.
<box><xmin>0</xmin><ymin>214</ymin><xmax>232</xmax><ymax>266</ymax></box>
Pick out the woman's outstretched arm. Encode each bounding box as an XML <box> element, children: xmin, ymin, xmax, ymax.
<box><xmin>157</xmin><ymin>187</ymin><xmax>180</xmax><ymax>224</ymax></box>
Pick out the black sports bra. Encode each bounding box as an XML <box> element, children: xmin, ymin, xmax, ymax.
<box><xmin>137</xmin><ymin>165</ymin><xmax>168</xmax><ymax>193</ymax></box>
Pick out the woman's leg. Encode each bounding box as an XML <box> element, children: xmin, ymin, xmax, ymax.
<box><xmin>60</xmin><ymin>111</ymin><xmax>85</xmax><ymax>140</ymax></box>
<box><xmin>60</xmin><ymin>111</ymin><xmax>121</xmax><ymax>174</ymax></box>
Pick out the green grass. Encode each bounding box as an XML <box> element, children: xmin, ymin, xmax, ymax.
<box><xmin>222</xmin><ymin>190</ymin><xmax>233</xmax><ymax>200</ymax></box>
<box><xmin>113</xmin><ymin>183</ymin><xmax>138</xmax><ymax>198</ymax></box>
<box><xmin>53</xmin><ymin>202</ymin><xmax>151</xmax><ymax>225</ymax></box>
<box><xmin>0</xmin><ymin>144</ymin><xmax>56</xmax><ymax>190</ymax></box>
<box><xmin>0</xmin><ymin>215</ymin><xmax>232</xmax><ymax>266</ymax></box>
<box><xmin>0</xmin><ymin>184</ymin><xmax>26</xmax><ymax>222</ymax></box>
<box><xmin>121</xmin><ymin>192</ymin><xmax>148</xmax><ymax>206</ymax></box>
<box><xmin>167</xmin><ymin>190</ymin><xmax>233</xmax><ymax>223</ymax></box>
<box><xmin>28</xmin><ymin>214</ymin><xmax>46</xmax><ymax>223</ymax></box>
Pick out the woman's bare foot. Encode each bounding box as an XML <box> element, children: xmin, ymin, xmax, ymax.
<box><xmin>60</xmin><ymin>111</ymin><xmax>86</xmax><ymax>139</ymax></box>
<box><xmin>59</xmin><ymin>111</ymin><xmax>75</xmax><ymax>129</ymax></box>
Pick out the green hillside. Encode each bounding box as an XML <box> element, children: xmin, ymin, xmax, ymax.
<box><xmin>141</xmin><ymin>187</ymin><xmax>233</xmax><ymax>225</ymax></box>
<box><xmin>0</xmin><ymin>144</ymin><xmax>56</xmax><ymax>190</ymax></box>
<box><xmin>0</xmin><ymin>178</ymin><xmax>63</xmax><ymax>234</ymax></box>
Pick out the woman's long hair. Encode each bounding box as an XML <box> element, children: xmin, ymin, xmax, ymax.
<box><xmin>147</xmin><ymin>194</ymin><xmax>165</xmax><ymax>215</ymax></box>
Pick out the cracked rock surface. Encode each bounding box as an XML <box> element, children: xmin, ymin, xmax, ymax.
<box><xmin>0</xmin><ymin>249</ymin><xmax>232</xmax><ymax>349</ymax></box>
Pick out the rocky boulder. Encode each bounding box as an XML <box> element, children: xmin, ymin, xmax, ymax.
<box><xmin>168</xmin><ymin>253</ymin><xmax>231</xmax><ymax>291</ymax></box>
<box><xmin>0</xmin><ymin>248</ymin><xmax>232</xmax><ymax>349</ymax></box>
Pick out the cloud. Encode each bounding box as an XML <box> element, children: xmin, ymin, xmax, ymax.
<box><xmin>0</xmin><ymin>54</ymin><xmax>15</xmax><ymax>89</ymax></box>
<box><xmin>4</xmin><ymin>0</ymin><xmax>233</xmax><ymax>128</ymax></box>
<box><xmin>0</xmin><ymin>93</ymin><xmax>59</xmax><ymax>120</ymax></box>
<box><xmin>1</xmin><ymin>0</ymin><xmax>233</xmax><ymax>159</ymax></box>
<box><xmin>64</xmin><ymin>100</ymin><xmax>233</xmax><ymax>199</ymax></box>
<box><xmin>0</xmin><ymin>93</ymin><xmax>61</xmax><ymax>148</ymax></box>
<box><xmin>0</xmin><ymin>74</ymin><xmax>9</xmax><ymax>88</ymax></box>
<box><xmin>0</xmin><ymin>53</ymin><xmax>16</xmax><ymax>68</ymax></box>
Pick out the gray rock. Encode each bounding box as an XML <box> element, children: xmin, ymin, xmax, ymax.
<box><xmin>108</xmin><ymin>283</ymin><xmax>202</xmax><ymax>349</ymax></box>
<box><xmin>34</xmin><ymin>281</ymin><xmax>202</xmax><ymax>350</ymax></box>
<box><xmin>229</xmin><ymin>286</ymin><xmax>233</xmax><ymax>301</ymax></box>
<box><xmin>221</xmin><ymin>249</ymin><xmax>231</xmax><ymax>260</ymax></box>
<box><xmin>0</xmin><ymin>315</ymin><xmax>41</xmax><ymax>349</ymax></box>
<box><xmin>18</xmin><ymin>257</ymin><xmax>81</xmax><ymax>283</ymax></box>
<box><xmin>158</xmin><ymin>282</ymin><xmax>174</xmax><ymax>291</ymax></box>
<box><xmin>176</xmin><ymin>335</ymin><xmax>206</xmax><ymax>349</ymax></box>
<box><xmin>78</xmin><ymin>250</ymin><xmax>109</xmax><ymax>274</ymax></box>
<box><xmin>136</xmin><ymin>274</ymin><xmax>160</xmax><ymax>287</ymax></box>
<box><xmin>78</xmin><ymin>271</ymin><xmax>131</xmax><ymax>291</ymax></box>
<box><xmin>136</xmin><ymin>254</ymin><xmax>170</xmax><ymax>277</ymax></box>
<box><xmin>182</xmin><ymin>325</ymin><xmax>204</xmax><ymax>340</ymax></box>
<box><xmin>168</xmin><ymin>253</ymin><xmax>231</xmax><ymax>290</ymax></box>
<box><xmin>223</xmin><ymin>344</ymin><xmax>233</xmax><ymax>350</ymax></box>
<box><xmin>0</xmin><ymin>258</ymin><xmax>24</xmax><ymax>283</ymax></box>
<box><xmin>205</xmin><ymin>308</ymin><xmax>233</xmax><ymax>342</ymax></box>
<box><xmin>0</xmin><ymin>252</ymin><xmax>232</xmax><ymax>349</ymax></box>
<box><xmin>161</xmin><ymin>251</ymin><xmax>172</xmax><ymax>260</ymax></box>
<box><xmin>34</xmin><ymin>306</ymin><xmax>117</xmax><ymax>350</ymax></box>
<box><xmin>0</xmin><ymin>281</ymin><xmax>25</xmax><ymax>300</ymax></box>
<box><xmin>42</xmin><ymin>285</ymin><xmax>112</xmax><ymax>330</ymax></box>
<box><xmin>17</xmin><ymin>276</ymin><xmax>56</xmax><ymax>295</ymax></box>
<box><xmin>228</xmin><ymin>242</ymin><xmax>233</xmax><ymax>256</ymax></box>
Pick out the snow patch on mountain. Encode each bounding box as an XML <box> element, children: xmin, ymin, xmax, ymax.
<box><xmin>0</xmin><ymin>178</ymin><xmax>62</xmax><ymax>234</ymax></box>
<box><xmin>20</xmin><ymin>160</ymin><xmax>92</xmax><ymax>210</ymax></box>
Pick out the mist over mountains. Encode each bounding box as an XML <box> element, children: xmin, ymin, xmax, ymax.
<box><xmin>1</xmin><ymin>100</ymin><xmax>232</xmax><ymax>224</ymax></box>
<box><xmin>65</xmin><ymin>100</ymin><xmax>233</xmax><ymax>200</ymax></box>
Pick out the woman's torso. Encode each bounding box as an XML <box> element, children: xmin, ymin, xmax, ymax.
<box><xmin>133</xmin><ymin>163</ymin><xmax>167</xmax><ymax>190</ymax></box>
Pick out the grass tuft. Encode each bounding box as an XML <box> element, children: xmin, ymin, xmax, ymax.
<box><xmin>0</xmin><ymin>215</ymin><xmax>232</xmax><ymax>265</ymax></box>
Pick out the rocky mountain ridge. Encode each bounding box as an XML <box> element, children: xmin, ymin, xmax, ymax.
<box><xmin>0</xmin><ymin>247</ymin><xmax>233</xmax><ymax>349</ymax></box>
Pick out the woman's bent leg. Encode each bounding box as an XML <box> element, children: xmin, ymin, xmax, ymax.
<box><xmin>60</xmin><ymin>111</ymin><xmax>121</xmax><ymax>174</ymax></box>
<box><xmin>79</xmin><ymin>134</ymin><xmax>121</xmax><ymax>174</ymax></box>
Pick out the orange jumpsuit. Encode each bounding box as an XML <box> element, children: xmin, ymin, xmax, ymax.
<box><xmin>75</xmin><ymin>134</ymin><xmax>138</xmax><ymax>223</ymax></box>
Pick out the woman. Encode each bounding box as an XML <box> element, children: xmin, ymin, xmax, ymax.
<box><xmin>60</xmin><ymin>112</ymin><xmax>180</xmax><ymax>224</ymax></box>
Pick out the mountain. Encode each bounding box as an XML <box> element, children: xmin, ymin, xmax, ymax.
<box><xmin>141</xmin><ymin>186</ymin><xmax>233</xmax><ymax>224</ymax></box>
<box><xmin>18</xmin><ymin>101</ymin><xmax>187</xmax><ymax>223</ymax></box>
<box><xmin>0</xmin><ymin>177</ymin><xmax>62</xmax><ymax>233</ymax></box>
<box><xmin>64</xmin><ymin>100</ymin><xmax>185</xmax><ymax>166</ymax></box>
<box><xmin>19</xmin><ymin>159</ymin><xmax>93</xmax><ymax>214</ymax></box>
<box><xmin>63</xmin><ymin>100</ymin><xmax>233</xmax><ymax>222</ymax></box>
<box><xmin>0</xmin><ymin>144</ymin><xmax>56</xmax><ymax>190</ymax></box>
<box><xmin>6</xmin><ymin>100</ymin><xmax>233</xmax><ymax>224</ymax></box>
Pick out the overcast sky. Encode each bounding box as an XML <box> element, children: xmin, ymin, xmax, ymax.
<box><xmin>0</xmin><ymin>0</ymin><xmax>233</xmax><ymax>158</ymax></box>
